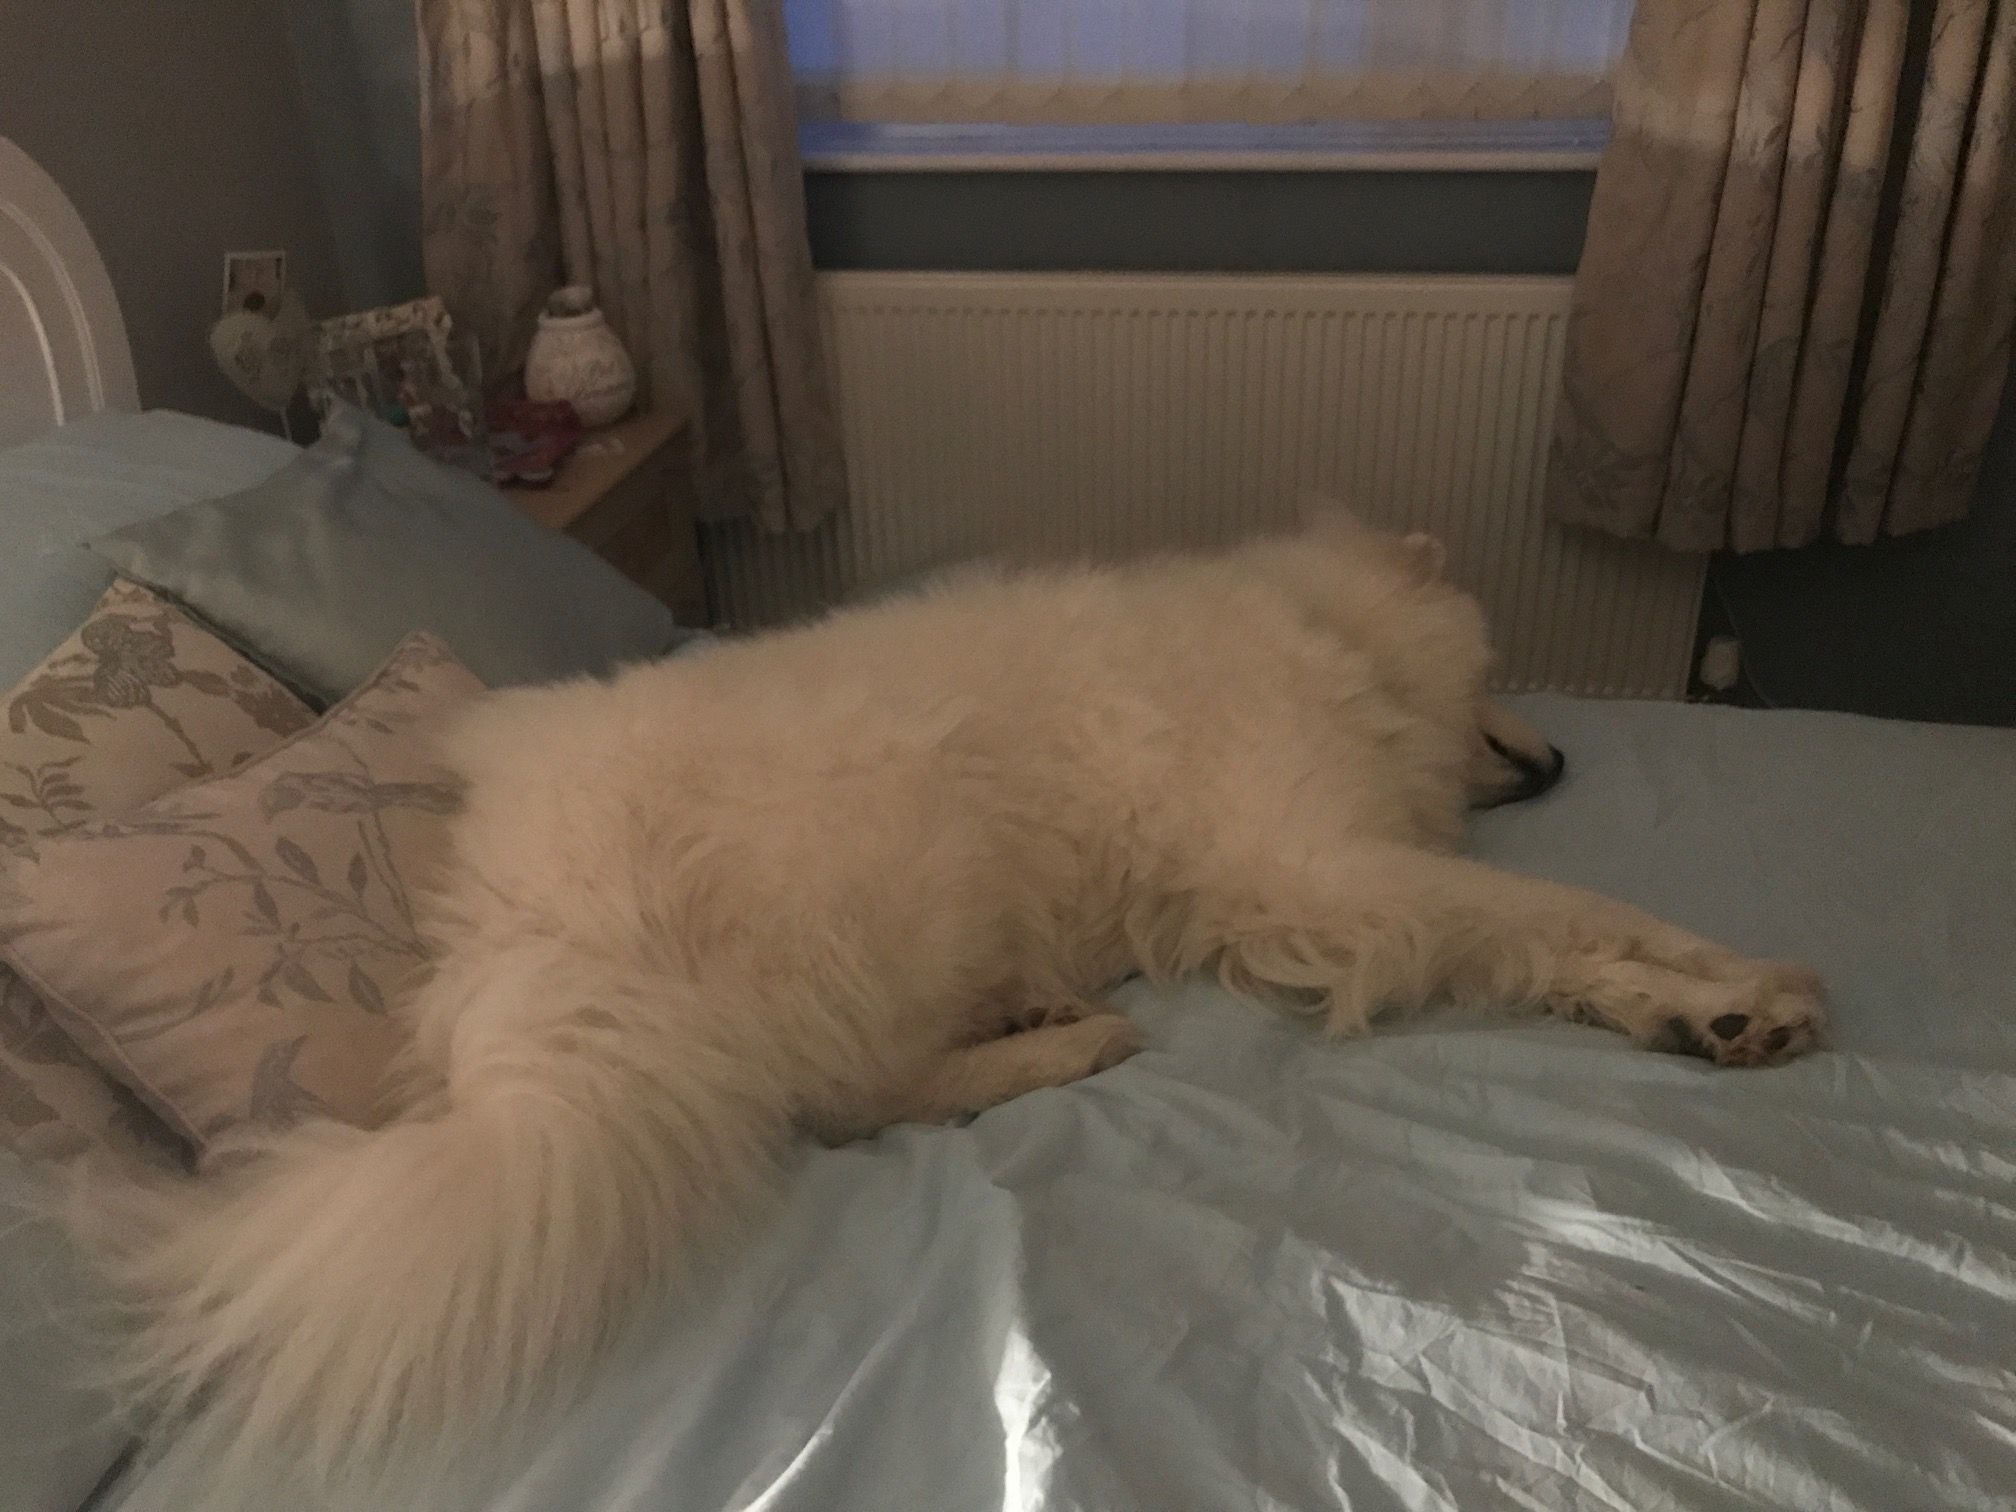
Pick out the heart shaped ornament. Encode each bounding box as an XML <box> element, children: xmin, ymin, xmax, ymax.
<box><xmin>208</xmin><ymin>290</ymin><xmax>311</xmax><ymax>412</ymax></box>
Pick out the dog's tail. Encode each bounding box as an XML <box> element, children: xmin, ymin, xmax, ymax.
<box><xmin>72</xmin><ymin>947</ymin><xmax>788</xmax><ymax>1501</ymax></box>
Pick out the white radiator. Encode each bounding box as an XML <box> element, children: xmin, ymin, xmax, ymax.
<box><xmin>703</xmin><ymin>272</ymin><xmax>1707</xmax><ymax>698</ymax></box>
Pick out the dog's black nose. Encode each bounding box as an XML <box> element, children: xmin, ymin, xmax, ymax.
<box><xmin>1483</xmin><ymin>737</ymin><xmax>1567</xmax><ymax>806</ymax></box>
<box><xmin>1518</xmin><ymin>743</ymin><xmax>1567</xmax><ymax>799</ymax></box>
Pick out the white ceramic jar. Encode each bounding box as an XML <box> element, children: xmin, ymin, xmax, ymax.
<box><xmin>523</xmin><ymin>285</ymin><xmax>637</xmax><ymax>427</ymax></box>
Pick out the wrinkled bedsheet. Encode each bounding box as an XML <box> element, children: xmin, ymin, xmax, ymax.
<box><xmin>110</xmin><ymin>696</ymin><xmax>2016</xmax><ymax>1511</ymax></box>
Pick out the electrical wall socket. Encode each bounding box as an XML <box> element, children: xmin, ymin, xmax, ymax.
<box><xmin>221</xmin><ymin>250</ymin><xmax>288</xmax><ymax>316</ymax></box>
<box><xmin>1698</xmin><ymin>635</ymin><xmax>1742</xmax><ymax>693</ymax></box>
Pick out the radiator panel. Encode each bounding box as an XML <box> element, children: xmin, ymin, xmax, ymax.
<box><xmin>704</xmin><ymin>272</ymin><xmax>1705</xmax><ymax>698</ymax></box>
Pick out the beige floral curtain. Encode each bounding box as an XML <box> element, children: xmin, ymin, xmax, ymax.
<box><xmin>420</xmin><ymin>0</ymin><xmax>846</xmax><ymax>533</ymax></box>
<box><xmin>1549</xmin><ymin>0</ymin><xmax>2016</xmax><ymax>553</ymax></box>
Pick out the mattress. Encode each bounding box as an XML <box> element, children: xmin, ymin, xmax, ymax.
<box><xmin>99</xmin><ymin>695</ymin><xmax>2016</xmax><ymax>1511</ymax></box>
<box><xmin>0</xmin><ymin>411</ymin><xmax>295</xmax><ymax>690</ymax></box>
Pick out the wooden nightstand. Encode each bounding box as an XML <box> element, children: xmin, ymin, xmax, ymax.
<box><xmin>505</xmin><ymin>408</ymin><xmax>706</xmax><ymax>626</ymax></box>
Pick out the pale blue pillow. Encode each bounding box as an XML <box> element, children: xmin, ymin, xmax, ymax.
<box><xmin>0</xmin><ymin>411</ymin><xmax>298</xmax><ymax>692</ymax></box>
<box><xmin>91</xmin><ymin>406</ymin><xmax>686</xmax><ymax>704</ymax></box>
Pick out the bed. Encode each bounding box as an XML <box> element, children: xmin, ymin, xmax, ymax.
<box><xmin>3</xmin><ymin>138</ymin><xmax>2013</xmax><ymax>1512</ymax></box>
<box><xmin>63</xmin><ymin>694</ymin><xmax>2010</xmax><ymax>1512</ymax></box>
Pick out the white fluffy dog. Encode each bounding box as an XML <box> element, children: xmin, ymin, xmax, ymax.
<box><xmin>87</xmin><ymin>511</ymin><xmax>1825</xmax><ymax>1497</ymax></box>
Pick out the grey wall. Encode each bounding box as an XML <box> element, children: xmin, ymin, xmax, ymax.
<box><xmin>0</xmin><ymin>0</ymin><xmax>342</xmax><ymax>431</ymax></box>
<box><xmin>805</xmin><ymin>170</ymin><xmax>1595</xmax><ymax>275</ymax></box>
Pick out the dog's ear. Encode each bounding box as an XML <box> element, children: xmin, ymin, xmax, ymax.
<box><xmin>1397</xmin><ymin>531</ymin><xmax>1446</xmax><ymax>583</ymax></box>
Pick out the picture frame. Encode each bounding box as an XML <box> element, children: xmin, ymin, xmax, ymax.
<box><xmin>307</xmin><ymin>295</ymin><xmax>486</xmax><ymax>465</ymax></box>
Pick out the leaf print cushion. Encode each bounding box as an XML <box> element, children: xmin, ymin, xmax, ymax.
<box><xmin>0</xmin><ymin>580</ymin><xmax>315</xmax><ymax>1163</ymax></box>
<box><xmin>0</xmin><ymin>633</ymin><xmax>483</xmax><ymax>1152</ymax></box>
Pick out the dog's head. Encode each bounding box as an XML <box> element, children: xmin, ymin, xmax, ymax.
<box><xmin>1292</xmin><ymin>501</ymin><xmax>1566</xmax><ymax>812</ymax></box>
<box><xmin>1373</xmin><ymin>532</ymin><xmax>1566</xmax><ymax>809</ymax></box>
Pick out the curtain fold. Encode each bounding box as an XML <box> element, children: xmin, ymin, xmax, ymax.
<box><xmin>419</xmin><ymin>0</ymin><xmax>558</xmax><ymax>386</ymax></box>
<box><xmin>1548</xmin><ymin>0</ymin><xmax>2016</xmax><ymax>553</ymax></box>
<box><xmin>421</xmin><ymin>0</ymin><xmax>847</xmax><ymax>533</ymax></box>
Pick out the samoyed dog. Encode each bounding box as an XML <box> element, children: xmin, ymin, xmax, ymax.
<box><xmin>83</xmin><ymin>510</ymin><xmax>1824</xmax><ymax>1498</ymax></box>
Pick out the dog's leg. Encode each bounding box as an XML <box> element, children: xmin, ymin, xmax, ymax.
<box><xmin>904</xmin><ymin>1014</ymin><xmax>1146</xmax><ymax>1122</ymax></box>
<box><xmin>818</xmin><ymin>1015</ymin><xmax>1144</xmax><ymax>1142</ymax></box>
<box><xmin>1179</xmin><ymin>844</ymin><xmax>1824</xmax><ymax>1067</ymax></box>
<box><xmin>989</xmin><ymin>989</ymin><xmax>1102</xmax><ymax>1035</ymax></box>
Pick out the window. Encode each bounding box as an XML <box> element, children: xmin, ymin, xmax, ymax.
<box><xmin>785</xmin><ymin>0</ymin><xmax>1634</xmax><ymax>167</ymax></box>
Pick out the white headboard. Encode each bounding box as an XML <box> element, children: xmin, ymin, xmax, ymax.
<box><xmin>0</xmin><ymin>136</ymin><xmax>140</xmax><ymax>449</ymax></box>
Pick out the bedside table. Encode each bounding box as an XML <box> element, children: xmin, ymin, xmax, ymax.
<box><xmin>505</xmin><ymin>408</ymin><xmax>706</xmax><ymax>626</ymax></box>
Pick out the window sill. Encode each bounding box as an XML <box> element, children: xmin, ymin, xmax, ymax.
<box><xmin>800</xmin><ymin>118</ymin><xmax>1610</xmax><ymax>173</ymax></box>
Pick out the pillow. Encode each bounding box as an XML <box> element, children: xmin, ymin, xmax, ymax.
<box><xmin>1</xmin><ymin>581</ymin><xmax>314</xmax><ymax>1164</ymax></box>
<box><xmin>0</xmin><ymin>634</ymin><xmax>481</xmax><ymax>1151</ymax></box>
<box><xmin>0</xmin><ymin>1151</ymin><xmax>134</xmax><ymax>1512</ymax></box>
<box><xmin>91</xmin><ymin>403</ymin><xmax>683</xmax><ymax>704</ymax></box>
<box><xmin>0</xmin><ymin>409</ymin><xmax>297</xmax><ymax>691</ymax></box>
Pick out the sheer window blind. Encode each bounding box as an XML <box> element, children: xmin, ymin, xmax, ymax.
<box><xmin>785</xmin><ymin>0</ymin><xmax>1635</xmax><ymax>129</ymax></box>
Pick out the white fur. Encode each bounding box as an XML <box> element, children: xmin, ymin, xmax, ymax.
<box><xmin>72</xmin><ymin>512</ymin><xmax>1824</xmax><ymax>1502</ymax></box>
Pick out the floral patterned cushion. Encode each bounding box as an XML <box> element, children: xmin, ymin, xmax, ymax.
<box><xmin>1</xmin><ymin>581</ymin><xmax>315</xmax><ymax>1163</ymax></box>
<box><xmin>0</xmin><ymin>633</ymin><xmax>482</xmax><ymax>1152</ymax></box>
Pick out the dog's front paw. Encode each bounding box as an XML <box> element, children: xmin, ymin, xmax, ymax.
<box><xmin>1660</xmin><ymin>965</ymin><xmax>1827</xmax><ymax>1068</ymax></box>
<box><xmin>1071</xmin><ymin>1012</ymin><xmax>1147</xmax><ymax>1074</ymax></box>
<box><xmin>1002</xmin><ymin>993</ymin><xmax>1097</xmax><ymax>1034</ymax></box>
